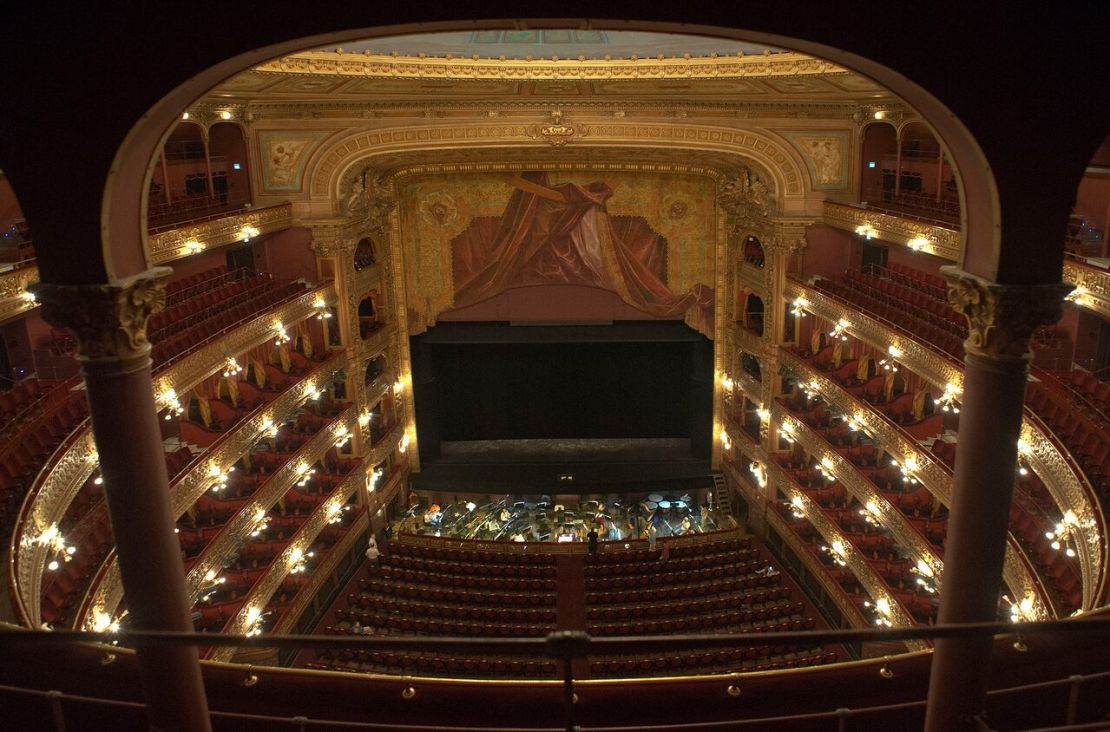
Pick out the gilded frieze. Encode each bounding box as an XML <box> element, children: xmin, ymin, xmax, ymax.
<box><xmin>148</xmin><ymin>203</ymin><xmax>294</xmax><ymax>265</ymax></box>
<box><xmin>1062</xmin><ymin>259</ymin><xmax>1110</xmax><ymax>320</ymax></box>
<box><xmin>821</xmin><ymin>201</ymin><xmax>961</xmax><ymax>261</ymax></box>
<box><xmin>0</xmin><ymin>265</ymin><xmax>39</xmax><ymax>322</ymax></box>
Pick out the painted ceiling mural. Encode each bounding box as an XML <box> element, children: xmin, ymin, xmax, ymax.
<box><xmin>397</xmin><ymin>170</ymin><xmax>717</xmax><ymax>337</ymax></box>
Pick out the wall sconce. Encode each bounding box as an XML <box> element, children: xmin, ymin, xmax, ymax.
<box><xmin>20</xmin><ymin>289</ymin><xmax>37</xmax><ymax>305</ymax></box>
<box><xmin>829</xmin><ymin>319</ymin><xmax>850</xmax><ymax>342</ymax></box>
<box><xmin>863</xmin><ymin>596</ymin><xmax>894</xmax><ymax>627</ymax></box>
<box><xmin>1065</xmin><ymin>285</ymin><xmax>1090</xmax><ymax>307</ymax></box>
<box><xmin>799</xmin><ymin>380</ymin><xmax>822</xmax><ymax>400</ymax></box>
<box><xmin>222</xmin><ymin>356</ymin><xmax>243</xmax><ymax>378</ymax></box>
<box><xmin>208</xmin><ymin>463</ymin><xmax>232</xmax><ymax>493</ymax></box>
<box><xmin>790</xmin><ymin>297</ymin><xmax>807</xmax><ymax>318</ymax></box>
<box><xmin>289</xmin><ymin>547</ymin><xmax>315</xmax><ymax>574</ymax></box>
<box><xmin>249</xmin><ymin>508</ymin><xmax>270</xmax><ymax>538</ymax></box>
<box><xmin>779</xmin><ymin>421</ymin><xmax>797</xmax><ymax>444</ymax></box>
<box><xmin>399</xmin><ymin>432</ymin><xmax>411</xmax><ymax>453</ymax></box>
<box><xmin>314</xmin><ymin>297</ymin><xmax>333</xmax><ymax>320</ymax></box>
<box><xmin>220</xmin><ymin>110</ymin><xmax>233</xmax><ymax>120</ymax></box>
<box><xmin>907</xmin><ymin>236</ymin><xmax>931</xmax><ymax>252</ymax></box>
<box><xmin>260</xmin><ymin>416</ymin><xmax>279</xmax><ymax>438</ymax></box>
<box><xmin>183</xmin><ymin>240</ymin><xmax>205</xmax><ymax>255</ymax></box>
<box><xmin>358</xmin><ymin>410</ymin><xmax>371</xmax><ymax>428</ymax></box>
<box><xmin>1045</xmin><ymin>510</ymin><xmax>1080</xmax><ymax>558</ymax></box>
<box><xmin>855</xmin><ymin>224</ymin><xmax>878</xmax><ymax>240</ymax></box>
<box><xmin>788</xmin><ymin>494</ymin><xmax>805</xmax><ymax>519</ymax></box>
<box><xmin>818</xmin><ymin>456</ymin><xmax>836</xmax><ymax>482</ymax></box>
<box><xmin>858</xmin><ymin>500</ymin><xmax>883</xmax><ymax>527</ymax></box>
<box><xmin>719</xmin><ymin>430</ymin><xmax>732</xmax><ymax>451</ymax></box>
<box><xmin>89</xmin><ymin>609</ymin><xmax>121</xmax><ymax>634</ymax></box>
<box><xmin>1004</xmin><ymin>594</ymin><xmax>1038</xmax><ymax>623</ymax></box>
<box><xmin>26</xmin><ymin>523</ymin><xmax>77</xmax><ymax>571</ymax></box>
<box><xmin>244</xmin><ymin>607</ymin><xmax>265</xmax><ymax>637</ymax></box>
<box><xmin>295</xmin><ymin>462</ymin><xmax>315</xmax><ymax>487</ymax></box>
<box><xmin>938</xmin><ymin>382</ymin><xmax>961</xmax><ymax>413</ymax></box>
<box><xmin>756</xmin><ymin>406</ymin><xmax>771</xmax><ymax>423</ymax></box>
<box><xmin>880</xmin><ymin>345</ymin><xmax>901</xmax><ymax>373</ymax></box>
<box><xmin>367</xmin><ymin>467</ymin><xmax>384</xmax><ymax>493</ymax></box>
<box><xmin>157</xmin><ymin>387</ymin><xmax>184</xmax><ymax>420</ymax></box>
<box><xmin>334</xmin><ymin>425</ymin><xmax>351</xmax><ymax>449</ymax></box>
<box><xmin>822</xmin><ymin>539</ymin><xmax>848</xmax><ymax>567</ymax></box>
<box><xmin>720</xmin><ymin>373</ymin><xmax>734</xmax><ymax>391</ymax></box>
<box><xmin>749</xmin><ymin>462</ymin><xmax>767</xmax><ymax>489</ymax></box>
<box><xmin>911</xmin><ymin>559</ymin><xmax>938</xmax><ymax>594</ymax></box>
<box><xmin>273</xmin><ymin>322</ymin><xmax>291</xmax><ymax>345</ymax></box>
<box><xmin>241</xmin><ymin>225</ymin><xmax>260</xmax><ymax>241</ymax></box>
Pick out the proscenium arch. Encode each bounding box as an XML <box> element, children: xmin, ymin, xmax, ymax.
<box><xmin>90</xmin><ymin>18</ymin><xmax>1022</xmax><ymax>292</ymax></box>
<box><xmin>308</xmin><ymin>124</ymin><xmax>809</xmax><ymax>209</ymax></box>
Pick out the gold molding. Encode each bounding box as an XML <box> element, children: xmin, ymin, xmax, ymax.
<box><xmin>10</xmin><ymin>431</ymin><xmax>98</xmax><ymax>625</ymax></box>
<box><xmin>763</xmin><ymin>507</ymin><xmax>872</xmax><ymax>630</ymax></box>
<box><xmin>214</xmin><ymin>468</ymin><xmax>367</xmax><ymax>652</ymax></box>
<box><xmin>1020</xmin><ymin>419</ymin><xmax>1107</xmax><ymax>610</ymax></box>
<box><xmin>763</xmin><ymin>460</ymin><xmax>921</xmax><ymax>636</ymax></box>
<box><xmin>785</xmin><ymin>279</ymin><xmax>964</xmax><ymax>391</ymax></box>
<box><xmin>821</xmin><ymin>201</ymin><xmax>961</xmax><ymax>261</ymax></box>
<box><xmin>255</xmin><ymin>50</ymin><xmax>850</xmax><ymax>82</ymax></box>
<box><xmin>0</xmin><ymin>265</ymin><xmax>40</xmax><ymax>323</ymax></box>
<box><xmin>148</xmin><ymin>204</ymin><xmax>294</xmax><ymax>265</ymax></box>
<box><xmin>770</xmin><ymin>401</ymin><xmax>944</xmax><ymax>581</ymax></box>
<box><xmin>778</xmin><ymin>350</ymin><xmax>1056</xmax><ymax>618</ymax></box>
<box><xmin>309</xmin><ymin>126</ymin><xmax>805</xmax><ymax>199</ymax></box>
<box><xmin>737</xmin><ymin>259</ymin><xmax>767</xmax><ymax>295</ymax></box>
<box><xmin>271</xmin><ymin>510</ymin><xmax>370</xmax><ymax>637</ymax></box>
<box><xmin>1062</xmin><ymin>259</ymin><xmax>1110</xmax><ymax>319</ymax></box>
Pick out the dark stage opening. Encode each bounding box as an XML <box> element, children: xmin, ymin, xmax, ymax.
<box><xmin>410</xmin><ymin>321</ymin><xmax>713</xmax><ymax>492</ymax></box>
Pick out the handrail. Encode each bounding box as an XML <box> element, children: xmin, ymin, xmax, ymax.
<box><xmin>147</xmin><ymin>195</ymin><xmax>254</xmax><ymax>231</ymax></box>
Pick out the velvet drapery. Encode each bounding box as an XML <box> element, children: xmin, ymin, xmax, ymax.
<box><xmin>449</xmin><ymin>172</ymin><xmax>713</xmax><ymax>336</ymax></box>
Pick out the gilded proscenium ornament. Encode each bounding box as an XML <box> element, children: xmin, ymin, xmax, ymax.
<box><xmin>30</xmin><ymin>268</ymin><xmax>171</xmax><ymax>364</ymax></box>
<box><xmin>527</xmin><ymin>109</ymin><xmax>587</xmax><ymax>147</ymax></box>
<box><xmin>821</xmin><ymin>201</ymin><xmax>961</xmax><ymax>261</ymax></box>
<box><xmin>148</xmin><ymin>203</ymin><xmax>293</xmax><ymax>265</ymax></box>
<box><xmin>943</xmin><ymin>267</ymin><xmax>1073</xmax><ymax>361</ymax></box>
<box><xmin>341</xmin><ymin>167</ymin><xmax>396</xmax><ymax>239</ymax></box>
<box><xmin>254</xmin><ymin>49</ymin><xmax>849</xmax><ymax>82</ymax></box>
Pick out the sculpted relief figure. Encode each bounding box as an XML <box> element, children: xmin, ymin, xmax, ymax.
<box><xmin>342</xmin><ymin>167</ymin><xmax>396</xmax><ymax>234</ymax></box>
<box><xmin>803</xmin><ymin>137</ymin><xmax>843</xmax><ymax>185</ymax></box>
<box><xmin>718</xmin><ymin>166</ymin><xmax>776</xmax><ymax>220</ymax></box>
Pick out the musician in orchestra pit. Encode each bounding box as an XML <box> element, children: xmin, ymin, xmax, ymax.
<box><xmin>587</xmin><ymin>527</ymin><xmax>599</xmax><ymax>556</ymax></box>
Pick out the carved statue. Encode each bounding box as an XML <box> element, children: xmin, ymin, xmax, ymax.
<box><xmin>718</xmin><ymin>166</ymin><xmax>775</xmax><ymax>220</ymax></box>
<box><xmin>342</xmin><ymin>166</ymin><xmax>396</xmax><ymax>236</ymax></box>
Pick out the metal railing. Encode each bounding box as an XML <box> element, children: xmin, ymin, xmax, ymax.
<box><xmin>0</xmin><ymin>614</ymin><xmax>1107</xmax><ymax>731</ymax></box>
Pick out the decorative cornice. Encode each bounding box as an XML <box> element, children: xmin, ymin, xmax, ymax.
<box><xmin>942</xmin><ymin>268</ymin><xmax>1072</xmax><ymax>361</ymax></box>
<box><xmin>310</xmin><ymin>125</ymin><xmax>805</xmax><ymax>199</ymax></box>
<box><xmin>304</xmin><ymin>218</ymin><xmax>360</xmax><ymax>257</ymax></box>
<box><xmin>148</xmin><ymin>204</ymin><xmax>293</xmax><ymax>265</ymax></box>
<box><xmin>1062</xmin><ymin>259</ymin><xmax>1110</xmax><ymax>320</ymax></box>
<box><xmin>822</xmin><ymin>201</ymin><xmax>961</xmax><ymax>261</ymax></box>
<box><xmin>254</xmin><ymin>50</ymin><xmax>850</xmax><ymax>82</ymax></box>
<box><xmin>30</xmin><ymin>269</ymin><xmax>170</xmax><ymax>364</ymax></box>
<box><xmin>0</xmin><ymin>265</ymin><xmax>39</xmax><ymax>323</ymax></box>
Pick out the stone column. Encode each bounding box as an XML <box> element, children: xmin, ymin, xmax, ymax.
<box><xmin>924</xmin><ymin>268</ymin><xmax>1070</xmax><ymax>732</ymax></box>
<box><xmin>32</xmin><ymin>269</ymin><xmax>212</xmax><ymax>732</ymax></box>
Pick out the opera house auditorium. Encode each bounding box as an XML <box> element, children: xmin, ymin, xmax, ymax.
<box><xmin>1</xmin><ymin>14</ymin><xmax>1108</xmax><ymax>732</ymax></box>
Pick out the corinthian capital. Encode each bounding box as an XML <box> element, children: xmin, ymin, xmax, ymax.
<box><xmin>29</xmin><ymin>268</ymin><xmax>171</xmax><ymax>364</ymax></box>
<box><xmin>942</xmin><ymin>267</ymin><xmax>1072</xmax><ymax>361</ymax></box>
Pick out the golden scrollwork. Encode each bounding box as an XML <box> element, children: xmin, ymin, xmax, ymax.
<box><xmin>778</xmin><ymin>350</ymin><xmax>1057</xmax><ymax>617</ymax></box>
<box><xmin>148</xmin><ymin>203</ymin><xmax>293</xmax><ymax>265</ymax></box>
<box><xmin>764</xmin><ymin>509</ymin><xmax>872</xmax><ymax>630</ymax></box>
<box><xmin>0</xmin><ymin>265</ymin><xmax>40</xmax><ymax>322</ymax></box>
<box><xmin>784</xmin><ymin>279</ymin><xmax>964</xmax><ymax>390</ymax></box>
<box><xmin>1062</xmin><ymin>259</ymin><xmax>1110</xmax><ymax>320</ymax></box>
<box><xmin>943</xmin><ymin>267</ymin><xmax>1073</xmax><ymax>361</ymax></box>
<box><xmin>821</xmin><ymin>201</ymin><xmax>961</xmax><ymax>261</ymax></box>
<box><xmin>30</xmin><ymin>268</ymin><xmax>171</xmax><ymax>365</ymax></box>
<box><xmin>764</xmin><ymin>460</ymin><xmax>921</xmax><ymax>636</ymax></box>
<box><xmin>770</xmin><ymin>402</ymin><xmax>944</xmax><ymax>581</ymax></box>
<box><xmin>255</xmin><ymin>50</ymin><xmax>849</xmax><ymax>83</ymax></box>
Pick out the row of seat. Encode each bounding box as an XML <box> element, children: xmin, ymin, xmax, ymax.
<box><xmin>342</xmin><ymin>596</ymin><xmax>557</xmax><ymax>625</ymax></box>
<box><xmin>382</xmin><ymin>554</ymin><xmax>556</xmax><ymax>578</ymax></box>
<box><xmin>587</xmin><ymin>585</ymin><xmax>791</xmax><ymax>620</ymax></box>
<box><xmin>150</xmin><ymin>274</ymin><xmax>273</xmax><ymax>340</ymax></box>
<box><xmin>165</xmin><ymin>265</ymin><xmax>232</xmax><ymax>302</ymax></box>
<box><xmin>358</xmin><ymin>577</ymin><xmax>555</xmax><ymax>607</ymax></box>
<box><xmin>150</xmin><ymin>281</ymin><xmax>307</xmax><ymax>368</ymax></box>
<box><xmin>589</xmin><ymin>610</ymin><xmax>814</xmax><ymax>637</ymax></box>
<box><xmin>589</xmin><ymin>647</ymin><xmax>836</xmax><ymax>678</ymax></box>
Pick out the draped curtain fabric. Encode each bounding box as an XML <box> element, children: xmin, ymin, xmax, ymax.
<box><xmin>449</xmin><ymin>172</ymin><xmax>713</xmax><ymax>337</ymax></box>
